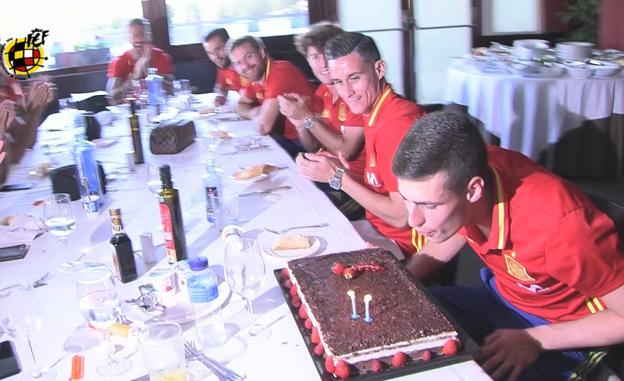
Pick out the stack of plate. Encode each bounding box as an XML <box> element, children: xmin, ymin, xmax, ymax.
<box><xmin>513</xmin><ymin>39</ymin><xmax>549</xmax><ymax>61</ymax></box>
<box><xmin>556</xmin><ymin>42</ymin><xmax>594</xmax><ymax>62</ymax></box>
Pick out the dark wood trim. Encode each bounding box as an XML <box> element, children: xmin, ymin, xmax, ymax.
<box><xmin>402</xmin><ymin>0</ymin><xmax>415</xmax><ymax>101</ymax></box>
<box><xmin>309</xmin><ymin>0</ymin><xmax>338</xmax><ymax>23</ymax></box>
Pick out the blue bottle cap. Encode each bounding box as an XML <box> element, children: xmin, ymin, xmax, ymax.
<box><xmin>189</xmin><ymin>256</ymin><xmax>208</xmax><ymax>271</ymax></box>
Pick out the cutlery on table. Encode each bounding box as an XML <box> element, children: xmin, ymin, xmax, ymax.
<box><xmin>263</xmin><ymin>223</ymin><xmax>329</xmax><ymax>235</ymax></box>
<box><xmin>239</xmin><ymin>186</ymin><xmax>292</xmax><ymax>197</ymax></box>
<box><xmin>184</xmin><ymin>340</ymin><xmax>245</xmax><ymax>381</ymax></box>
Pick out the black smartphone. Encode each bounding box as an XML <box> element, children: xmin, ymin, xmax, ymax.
<box><xmin>0</xmin><ymin>341</ymin><xmax>21</xmax><ymax>379</ymax></box>
<box><xmin>0</xmin><ymin>244</ymin><xmax>29</xmax><ymax>262</ymax></box>
<box><xmin>0</xmin><ymin>183</ymin><xmax>34</xmax><ymax>192</ymax></box>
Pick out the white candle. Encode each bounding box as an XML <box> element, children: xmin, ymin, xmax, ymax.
<box><xmin>363</xmin><ymin>294</ymin><xmax>372</xmax><ymax>323</ymax></box>
<box><xmin>347</xmin><ymin>290</ymin><xmax>359</xmax><ymax>320</ymax></box>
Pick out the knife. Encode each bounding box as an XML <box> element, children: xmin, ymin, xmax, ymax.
<box><xmin>239</xmin><ymin>186</ymin><xmax>292</xmax><ymax>197</ymax></box>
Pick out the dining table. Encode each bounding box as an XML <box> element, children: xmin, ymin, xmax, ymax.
<box><xmin>445</xmin><ymin>61</ymin><xmax>624</xmax><ymax>176</ymax></box>
<box><xmin>0</xmin><ymin>94</ymin><xmax>492</xmax><ymax>381</ymax></box>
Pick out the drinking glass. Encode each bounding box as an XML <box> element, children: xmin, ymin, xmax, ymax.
<box><xmin>75</xmin><ymin>266</ymin><xmax>132</xmax><ymax>376</ymax></box>
<box><xmin>146</xmin><ymin>163</ymin><xmax>163</xmax><ymax>197</ymax></box>
<box><xmin>139</xmin><ymin>322</ymin><xmax>189</xmax><ymax>381</ymax></box>
<box><xmin>224</xmin><ymin>238</ymin><xmax>268</xmax><ymax>337</ymax></box>
<box><xmin>0</xmin><ymin>284</ymin><xmax>57</xmax><ymax>380</ymax></box>
<box><xmin>43</xmin><ymin>193</ymin><xmax>76</xmax><ymax>248</ymax></box>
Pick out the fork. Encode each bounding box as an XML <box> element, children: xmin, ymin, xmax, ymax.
<box><xmin>184</xmin><ymin>341</ymin><xmax>245</xmax><ymax>381</ymax></box>
<box><xmin>263</xmin><ymin>222</ymin><xmax>329</xmax><ymax>235</ymax></box>
<box><xmin>0</xmin><ymin>271</ymin><xmax>50</xmax><ymax>294</ymax></box>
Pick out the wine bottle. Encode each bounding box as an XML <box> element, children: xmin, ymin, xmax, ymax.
<box><xmin>109</xmin><ymin>208</ymin><xmax>138</xmax><ymax>283</ymax></box>
<box><xmin>158</xmin><ymin>165</ymin><xmax>188</xmax><ymax>264</ymax></box>
<box><xmin>128</xmin><ymin>98</ymin><xmax>144</xmax><ymax>164</ymax></box>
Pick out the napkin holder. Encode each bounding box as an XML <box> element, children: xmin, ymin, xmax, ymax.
<box><xmin>149</xmin><ymin>118</ymin><xmax>196</xmax><ymax>155</ymax></box>
<box><xmin>50</xmin><ymin>163</ymin><xmax>107</xmax><ymax>201</ymax></box>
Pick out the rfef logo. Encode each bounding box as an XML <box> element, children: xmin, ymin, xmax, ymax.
<box><xmin>1</xmin><ymin>28</ymin><xmax>49</xmax><ymax>79</ymax></box>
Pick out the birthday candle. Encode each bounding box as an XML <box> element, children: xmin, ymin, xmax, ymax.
<box><xmin>363</xmin><ymin>294</ymin><xmax>372</xmax><ymax>323</ymax></box>
<box><xmin>347</xmin><ymin>290</ymin><xmax>359</xmax><ymax>320</ymax></box>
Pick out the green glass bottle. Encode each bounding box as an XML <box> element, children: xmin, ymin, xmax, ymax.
<box><xmin>158</xmin><ymin>165</ymin><xmax>188</xmax><ymax>263</ymax></box>
<box><xmin>128</xmin><ymin>98</ymin><xmax>144</xmax><ymax>164</ymax></box>
<box><xmin>109</xmin><ymin>208</ymin><xmax>138</xmax><ymax>283</ymax></box>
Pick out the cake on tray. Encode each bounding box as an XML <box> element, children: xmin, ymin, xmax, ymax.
<box><xmin>283</xmin><ymin>248</ymin><xmax>460</xmax><ymax>377</ymax></box>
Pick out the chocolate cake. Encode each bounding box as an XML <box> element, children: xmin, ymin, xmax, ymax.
<box><xmin>287</xmin><ymin>248</ymin><xmax>458</xmax><ymax>368</ymax></box>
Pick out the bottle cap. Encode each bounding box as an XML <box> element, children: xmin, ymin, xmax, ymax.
<box><xmin>189</xmin><ymin>256</ymin><xmax>208</xmax><ymax>271</ymax></box>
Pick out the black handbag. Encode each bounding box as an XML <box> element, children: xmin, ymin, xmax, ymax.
<box><xmin>149</xmin><ymin>118</ymin><xmax>196</xmax><ymax>155</ymax></box>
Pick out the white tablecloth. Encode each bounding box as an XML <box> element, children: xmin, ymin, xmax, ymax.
<box><xmin>0</xmin><ymin>97</ymin><xmax>491</xmax><ymax>381</ymax></box>
<box><xmin>445</xmin><ymin>66</ymin><xmax>624</xmax><ymax>160</ymax></box>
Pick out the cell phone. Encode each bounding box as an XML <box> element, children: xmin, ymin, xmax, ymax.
<box><xmin>0</xmin><ymin>183</ymin><xmax>34</xmax><ymax>192</ymax></box>
<box><xmin>0</xmin><ymin>341</ymin><xmax>21</xmax><ymax>379</ymax></box>
<box><xmin>0</xmin><ymin>244</ymin><xmax>29</xmax><ymax>262</ymax></box>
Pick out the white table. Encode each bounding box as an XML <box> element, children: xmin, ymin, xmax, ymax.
<box><xmin>445</xmin><ymin>65</ymin><xmax>624</xmax><ymax>161</ymax></box>
<box><xmin>0</xmin><ymin>98</ymin><xmax>491</xmax><ymax>381</ymax></box>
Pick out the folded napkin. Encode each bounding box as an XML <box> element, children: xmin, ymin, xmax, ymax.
<box><xmin>0</xmin><ymin>214</ymin><xmax>47</xmax><ymax>248</ymax></box>
<box><xmin>94</xmin><ymin>110</ymin><xmax>113</xmax><ymax>126</ymax></box>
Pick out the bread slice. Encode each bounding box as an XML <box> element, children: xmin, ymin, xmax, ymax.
<box><xmin>272</xmin><ymin>234</ymin><xmax>311</xmax><ymax>251</ymax></box>
<box><xmin>234</xmin><ymin>164</ymin><xmax>278</xmax><ymax>180</ymax></box>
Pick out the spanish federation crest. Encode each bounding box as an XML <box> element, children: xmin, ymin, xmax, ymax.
<box><xmin>504</xmin><ymin>251</ymin><xmax>535</xmax><ymax>282</ymax></box>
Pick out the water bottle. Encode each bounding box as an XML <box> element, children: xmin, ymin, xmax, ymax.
<box><xmin>73</xmin><ymin>138</ymin><xmax>103</xmax><ymax>214</ymax></box>
<box><xmin>203</xmin><ymin>160</ymin><xmax>222</xmax><ymax>223</ymax></box>
<box><xmin>145</xmin><ymin>67</ymin><xmax>163</xmax><ymax>111</ymax></box>
<box><xmin>187</xmin><ymin>256</ymin><xmax>226</xmax><ymax>347</ymax></box>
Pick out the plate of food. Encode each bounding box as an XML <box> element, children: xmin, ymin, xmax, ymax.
<box><xmin>232</xmin><ymin>164</ymin><xmax>284</xmax><ymax>182</ymax></box>
<box><xmin>263</xmin><ymin>234</ymin><xmax>321</xmax><ymax>259</ymax></box>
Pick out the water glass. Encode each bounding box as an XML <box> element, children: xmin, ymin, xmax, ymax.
<box><xmin>209</xmin><ymin>190</ymin><xmax>240</xmax><ymax>231</ymax></box>
<box><xmin>43</xmin><ymin>193</ymin><xmax>76</xmax><ymax>245</ymax></box>
<box><xmin>75</xmin><ymin>266</ymin><xmax>120</xmax><ymax>329</ymax></box>
<box><xmin>139</xmin><ymin>322</ymin><xmax>189</xmax><ymax>381</ymax></box>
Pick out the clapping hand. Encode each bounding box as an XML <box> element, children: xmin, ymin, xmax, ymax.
<box><xmin>277</xmin><ymin>93</ymin><xmax>310</xmax><ymax>121</ymax></box>
<box><xmin>25</xmin><ymin>78</ymin><xmax>54</xmax><ymax>110</ymax></box>
<box><xmin>0</xmin><ymin>99</ymin><xmax>16</xmax><ymax>132</ymax></box>
<box><xmin>132</xmin><ymin>45</ymin><xmax>152</xmax><ymax>79</ymax></box>
<box><xmin>476</xmin><ymin>328</ymin><xmax>543</xmax><ymax>381</ymax></box>
<box><xmin>296</xmin><ymin>151</ymin><xmax>349</xmax><ymax>183</ymax></box>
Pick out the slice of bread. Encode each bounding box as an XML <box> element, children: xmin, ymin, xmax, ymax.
<box><xmin>272</xmin><ymin>234</ymin><xmax>311</xmax><ymax>251</ymax></box>
<box><xmin>234</xmin><ymin>164</ymin><xmax>278</xmax><ymax>180</ymax></box>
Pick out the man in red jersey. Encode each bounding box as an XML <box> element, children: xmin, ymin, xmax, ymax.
<box><xmin>106</xmin><ymin>18</ymin><xmax>173</xmax><ymax>105</ymax></box>
<box><xmin>393</xmin><ymin>111</ymin><xmax>624</xmax><ymax>381</ymax></box>
<box><xmin>277</xmin><ymin>22</ymin><xmax>365</xmax><ymax>220</ymax></box>
<box><xmin>296</xmin><ymin>32</ymin><xmax>426</xmax><ymax>257</ymax></box>
<box><xmin>202</xmin><ymin>28</ymin><xmax>247</xmax><ymax>106</ymax></box>
<box><xmin>227</xmin><ymin>35</ymin><xmax>313</xmax><ymax>157</ymax></box>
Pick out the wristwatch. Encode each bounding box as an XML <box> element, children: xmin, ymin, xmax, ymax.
<box><xmin>302</xmin><ymin>115</ymin><xmax>317</xmax><ymax>130</ymax></box>
<box><xmin>329</xmin><ymin>168</ymin><xmax>345</xmax><ymax>191</ymax></box>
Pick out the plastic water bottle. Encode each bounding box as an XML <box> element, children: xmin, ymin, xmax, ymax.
<box><xmin>73</xmin><ymin>138</ymin><xmax>103</xmax><ymax>214</ymax></box>
<box><xmin>187</xmin><ymin>256</ymin><xmax>226</xmax><ymax>347</ymax></box>
<box><xmin>145</xmin><ymin>67</ymin><xmax>163</xmax><ymax>110</ymax></box>
<box><xmin>203</xmin><ymin>160</ymin><xmax>222</xmax><ymax>223</ymax></box>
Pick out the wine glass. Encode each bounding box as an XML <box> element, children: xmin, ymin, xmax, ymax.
<box><xmin>224</xmin><ymin>238</ymin><xmax>269</xmax><ymax>338</ymax></box>
<box><xmin>0</xmin><ymin>284</ymin><xmax>57</xmax><ymax>380</ymax></box>
<box><xmin>75</xmin><ymin>266</ymin><xmax>132</xmax><ymax>376</ymax></box>
<box><xmin>43</xmin><ymin>193</ymin><xmax>76</xmax><ymax>248</ymax></box>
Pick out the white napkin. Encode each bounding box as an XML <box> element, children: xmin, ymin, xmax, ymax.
<box><xmin>0</xmin><ymin>214</ymin><xmax>47</xmax><ymax>248</ymax></box>
<box><xmin>94</xmin><ymin>110</ymin><xmax>113</xmax><ymax>126</ymax></box>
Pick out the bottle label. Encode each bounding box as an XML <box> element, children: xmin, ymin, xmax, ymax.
<box><xmin>159</xmin><ymin>202</ymin><xmax>177</xmax><ymax>263</ymax></box>
<box><xmin>187</xmin><ymin>274</ymin><xmax>218</xmax><ymax>303</ymax></box>
<box><xmin>205</xmin><ymin>186</ymin><xmax>218</xmax><ymax>222</ymax></box>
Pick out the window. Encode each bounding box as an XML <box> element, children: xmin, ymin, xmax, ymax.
<box><xmin>166</xmin><ymin>0</ymin><xmax>310</xmax><ymax>45</ymax></box>
<box><xmin>481</xmin><ymin>0</ymin><xmax>543</xmax><ymax>35</ymax></box>
<box><xmin>0</xmin><ymin>0</ymin><xmax>143</xmax><ymax>70</ymax></box>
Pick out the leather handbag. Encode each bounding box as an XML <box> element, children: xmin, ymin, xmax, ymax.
<box><xmin>149</xmin><ymin>118</ymin><xmax>196</xmax><ymax>155</ymax></box>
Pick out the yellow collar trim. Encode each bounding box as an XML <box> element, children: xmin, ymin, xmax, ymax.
<box><xmin>367</xmin><ymin>85</ymin><xmax>392</xmax><ymax>127</ymax></box>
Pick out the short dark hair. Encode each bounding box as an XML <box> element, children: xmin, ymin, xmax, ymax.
<box><xmin>204</xmin><ymin>28</ymin><xmax>229</xmax><ymax>43</ymax></box>
<box><xmin>129</xmin><ymin>18</ymin><xmax>150</xmax><ymax>30</ymax></box>
<box><xmin>392</xmin><ymin>111</ymin><xmax>490</xmax><ymax>194</ymax></box>
<box><xmin>294</xmin><ymin>21</ymin><xmax>343</xmax><ymax>56</ymax></box>
<box><xmin>226</xmin><ymin>35</ymin><xmax>265</xmax><ymax>56</ymax></box>
<box><xmin>324</xmin><ymin>32</ymin><xmax>380</xmax><ymax>63</ymax></box>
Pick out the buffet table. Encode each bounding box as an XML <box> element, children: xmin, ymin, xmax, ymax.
<box><xmin>445</xmin><ymin>65</ymin><xmax>624</xmax><ymax>175</ymax></box>
<box><xmin>0</xmin><ymin>96</ymin><xmax>491</xmax><ymax>380</ymax></box>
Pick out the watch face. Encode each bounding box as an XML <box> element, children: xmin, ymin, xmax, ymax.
<box><xmin>329</xmin><ymin>177</ymin><xmax>341</xmax><ymax>190</ymax></box>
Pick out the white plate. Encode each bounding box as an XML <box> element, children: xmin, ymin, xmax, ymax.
<box><xmin>263</xmin><ymin>236</ymin><xmax>321</xmax><ymax>259</ymax></box>
<box><xmin>230</xmin><ymin>173</ymin><xmax>269</xmax><ymax>182</ymax></box>
<box><xmin>123</xmin><ymin>276</ymin><xmax>232</xmax><ymax>324</ymax></box>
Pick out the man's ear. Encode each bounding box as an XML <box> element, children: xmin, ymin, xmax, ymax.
<box><xmin>374</xmin><ymin>60</ymin><xmax>386</xmax><ymax>80</ymax></box>
<box><xmin>466</xmin><ymin>176</ymin><xmax>485</xmax><ymax>204</ymax></box>
<box><xmin>259</xmin><ymin>47</ymin><xmax>266</xmax><ymax>59</ymax></box>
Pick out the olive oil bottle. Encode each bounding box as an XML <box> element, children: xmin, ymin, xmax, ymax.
<box><xmin>158</xmin><ymin>165</ymin><xmax>188</xmax><ymax>263</ymax></box>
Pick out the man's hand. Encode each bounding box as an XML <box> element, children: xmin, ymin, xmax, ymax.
<box><xmin>0</xmin><ymin>99</ymin><xmax>16</xmax><ymax>133</ymax></box>
<box><xmin>296</xmin><ymin>152</ymin><xmax>344</xmax><ymax>183</ymax></box>
<box><xmin>25</xmin><ymin>80</ymin><xmax>54</xmax><ymax>110</ymax></box>
<box><xmin>277</xmin><ymin>93</ymin><xmax>310</xmax><ymax>121</ymax></box>
<box><xmin>132</xmin><ymin>46</ymin><xmax>152</xmax><ymax>79</ymax></box>
<box><xmin>214</xmin><ymin>95</ymin><xmax>226</xmax><ymax>106</ymax></box>
<box><xmin>476</xmin><ymin>329</ymin><xmax>543</xmax><ymax>381</ymax></box>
